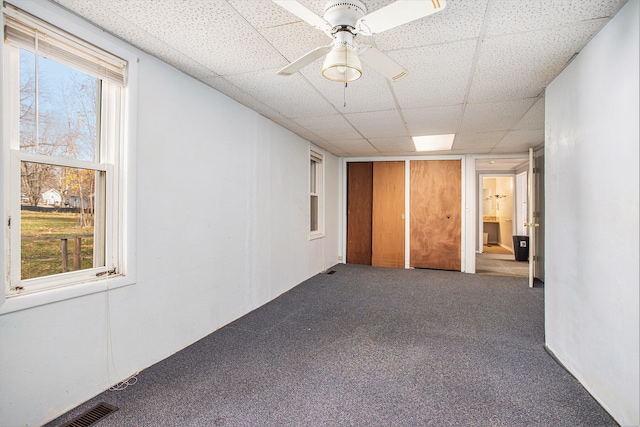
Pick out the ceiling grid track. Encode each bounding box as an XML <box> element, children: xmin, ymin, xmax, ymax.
<box><xmin>47</xmin><ymin>0</ymin><xmax>626</xmax><ymax>157</ymax></box>
<box><xmin>456</xmin><ymin>0</ymin><xmax>494</xmax><ymax>148</ymax></box>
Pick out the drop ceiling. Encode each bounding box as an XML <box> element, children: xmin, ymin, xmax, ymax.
<box><xmin>50</xmin><ymin>0</ymin><xmax>626</xmax><ymax>157</ymax></box>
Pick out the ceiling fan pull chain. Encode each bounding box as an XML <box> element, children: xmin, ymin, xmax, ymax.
<box><xmin>344</xmin><ymin>82</ymin><xmax>347</xmax><ymax>107</ymax></box>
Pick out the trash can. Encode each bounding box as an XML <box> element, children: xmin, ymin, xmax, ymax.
<box><xmin>483</xmin><ymin>233</ymin><xmax>489</xmax><ymax>245</ymax></box>
<box><xmin>512</xmin><ymin>235</ymin><xmax>529</xmax><ymax>261</ymax></box>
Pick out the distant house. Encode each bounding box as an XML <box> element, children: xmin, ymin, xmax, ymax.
<box><xmin>64</xmin><ymin>195</ymin><xmax>90</xmax><ymax>209</ymax></box>
<box><xmin>41</xmin><ymin>189</ymin><xmax>62</xmax><ymax>206</ymax></box>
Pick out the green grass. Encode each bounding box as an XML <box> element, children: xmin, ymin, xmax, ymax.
<box><xmin>21</xmin><ymin>210</ymin><xmax>95</xmax><ymax>280</ymax></box>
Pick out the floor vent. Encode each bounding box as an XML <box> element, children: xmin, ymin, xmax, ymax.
<box><xmin>61</xmin><ymin>402</ymin><xmax>119</xmax><ymax>427</ymax></box>
<box><xmin>326</xmin><ymin>270</ymin><xmax>336</xmax><ymax>275</ymax></box>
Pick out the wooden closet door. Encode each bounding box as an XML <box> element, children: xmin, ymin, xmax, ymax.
<box><xmin>347</xmin><ymin>162</ymin><xmax>373</xmax><ymax>265</ymax></box>
<box><xmin>372</xmin><ymin>161</ymin><xmax>405</xmax><ymax>268</ymax></box>
<box><xmin>410</xmin><ymin>160</ymin><xmax>461</xmax><ymax>271</ymax></box>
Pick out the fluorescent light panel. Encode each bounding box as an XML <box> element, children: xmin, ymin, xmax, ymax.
<box><xmin>412</xmin><ymin>134</ymin><xmax>455</xmax><ymax>152</ymax></box>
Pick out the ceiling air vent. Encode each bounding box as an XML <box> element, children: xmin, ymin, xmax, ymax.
<box><xmin>61</xmin><ymin>402</ymin><xmax>119</xmax><ymax>427</ymax></box>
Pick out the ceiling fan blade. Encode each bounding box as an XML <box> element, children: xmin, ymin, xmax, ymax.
<box><xmin>277</xmin><ymin>45</ymin><xmax>332</xmax><ymax>76</ymax></box>
<box><xmin>356</xmin><ymin>0</ymin><xmax>447</xmax><ymax>35</ymax></box>
<box><xmin>272</xmin><ymin>0</ymin><xmax>331</xmax><ymax>33</ymax></box>
<box><xmin>359</xmin><ymin>46</ymin><xmax>408</xmax><ymax>81</ymax></box>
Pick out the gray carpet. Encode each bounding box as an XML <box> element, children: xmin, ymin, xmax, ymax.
<box><xmin>47</xmin><ymin>264</ymin><xmax>617</xmax><ymax>426</ymax></box>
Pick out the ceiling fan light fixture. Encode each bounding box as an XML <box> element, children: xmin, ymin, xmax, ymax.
<box><xmin>322</xmin><ymin>42</ymin><xmax>362</xmax><ymax>82</ymax></box>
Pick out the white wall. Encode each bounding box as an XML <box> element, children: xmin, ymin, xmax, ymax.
<box><xmin>0</xmin><ymin>3</ymin><xmax>339</xmax><ymax>426</ymax></box>
<box><xmin>544</xmin><ymin>1</ymin><xmax>639</xmax><ymax>425</ymax></box>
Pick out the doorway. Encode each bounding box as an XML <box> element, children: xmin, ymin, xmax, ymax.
<box><xmin>476</xmin><ymin>159</ymin><xmax>529</xmax><ymax>277</ymax></box>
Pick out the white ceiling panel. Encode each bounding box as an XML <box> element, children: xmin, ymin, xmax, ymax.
<box><xmin>301</xmin><ymin>67</ymin><xmax>398</xmax><ymax>113</ymax></box>
<box><xmin>51</xmin><ymin>0</ymin><xmax>627</xmax><ymax>157</ymax></box>
<box><xmin>110</xmin><ymin>0</ymin><xmax>283</xmax><ymax>76</ymax></box>
<box><xmin>461</xmin><ymin>99</ymin><xmax>537</xmax><ymax>132</ymax></box>
<box><xmin>468</xmin><ymin>21</ymin><xmax>605</xmax><ymax>102</ymax></box>
<box><xmin>513</xmin><ymin>97</ymin><xmax>545</xmax><ymax>130</ymax></box>
<box><xmin>389</xmin><ymin>39</ymin><xmax>478</xmax><ymax>108</ymax></box>
<box><xmin>228</xmin><ymin>0</ymin><xmax>304</xmax><ymax>29</ymax></box>
<box><xmin>293</xmin><ymin>115</ymin><xmax>362</xmax><ymax>140</ymax></box>
<box><xmin>259</xmin><ymin>21</ymin><xmax>332</xmax><ymax>64</ymax></box>
<box><xmin>344</xmin><ymin>110</ymin><xmax>407</xmax><ymax>138</ymax></box>
<box><xmin>55</xmin><ymin>0</ymin><xmax>212</xmax><ymax>75</ymax></box>
<box><xmin>492</xmin><ymin>129</ymin><xmax>545</xmax><ymax>152</ymax></box>
<box><xmin>201</xmin><ymin>76</ymin><xmax>311</xmax><ymax>129</ymax></box>
<box><xmin>484</xmin><ymin>0</ymin><xmax>623</xmax><ymax>36</ymax></box>
<box><xmin>374</xmin><ymin>0</ymin><xmax>489</xmax><ymax>50</ymax></box>
<box><xmin>402</xmin><ymin>104</ymin><xmax>464</xmax><ymax>136</ymax></box>
<box><xmin>368</xmin><ymin>136</ymin><xmax>415</xmax><ymax>153</ymax></box>
<box><xmin>453</xmin><ymin>131</ymin><xmax>507</xmax><ymax>151</ymax></box>
<box><xmin>333</xmin><ymin>139</ymin><xmax>381</xmax><ymax>156</ymax></box>
<box><xmin>268</xmin><ymin>116</ymin><xmax>311</xmax><ymax>136</ymax></box>
<box><xmin>201</xmin><ymin>76</ymin><xmax>258</xmax><ymax>105</ymax></box>
<box><xmin>225</xmin><ymin>71</ymin><xmax>336</xmax><ymax>118</ymax></box>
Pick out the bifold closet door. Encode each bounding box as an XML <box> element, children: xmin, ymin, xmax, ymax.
<box><xmin>372</xmin><ymin>161</ymin><xmax>405</xmax><ymax>268</ymax></box>
<box><xmin>346</xmin><ymin>162</ymin><xmax>373</xmax><ymax>265</ymax></box>
<box><xmin>410</xmin><ymin>160</ymin><xmax>461</xmax><ymax>271</ymax></box>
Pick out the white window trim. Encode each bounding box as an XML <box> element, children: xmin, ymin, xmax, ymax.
<box><xmin>0</xmin><ymin>1</ymin><xmax>138</xmax><ymax>314</ymax></box>
<box><xmin>309</xmin><ymin>148</ymin><xmax>324</xmax><ymax>240</ymax></box>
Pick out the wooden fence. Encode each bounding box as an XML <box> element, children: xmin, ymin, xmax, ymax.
<box><xmin>22</xmin><ymin>234</ymin><xmax>93</xmax><ymax>273</ymax></box>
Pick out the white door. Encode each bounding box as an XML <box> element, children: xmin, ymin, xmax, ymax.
<box><xmin>526</xmin><ymin>148</ymin><xmax>539</xmax><ymax>287</ymax></box>
<box><xmin>515</xmin><ymin>172</ymin><xmax>527</xmax><ymax>236</ymax></box>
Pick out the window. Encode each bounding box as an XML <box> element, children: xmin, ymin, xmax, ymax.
<box><xmin>310</xmin><ymin>149</ymin><xmax>323</xmax><ymax>237</ymax></box>
<box><xmin>2</xmin><ymin>4</ymin><xmax>128</xmax><ymax>298</ymax></box>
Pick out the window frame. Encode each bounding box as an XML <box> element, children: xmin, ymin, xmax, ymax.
<box><xmin>309</xmin><ymin>148</ymin><xmax>324</xmax><ymax>239</ymax></box>
<box><xmin>0</xmin><ymin>1</ymin><xmax>137</xmax><ymax>314</ymax></box>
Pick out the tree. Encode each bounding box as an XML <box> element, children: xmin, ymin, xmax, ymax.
<box><xmin>61</xmin><ymin>167</ymin><xmax>95</xmax><ymax>227</ymax></box>
<box><xmin>18</xmin><ymin>51</ymin><xmax>98</xmax><ymax>211</ymax></box>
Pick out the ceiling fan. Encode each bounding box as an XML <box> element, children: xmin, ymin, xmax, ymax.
<box><xmin>272</xmin><ymin>0</ymin><xmax>447</xmax><ymax>82</ymax></box>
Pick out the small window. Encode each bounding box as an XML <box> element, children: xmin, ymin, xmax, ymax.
<box><xmin>2</xmin><ymin>4</ymin><xmax>128</xmax><ymax>296</ymax></box>
<box><xmin>310</xmin><ymin>149</ymin><xmax>323</xmax><ymax>237</ymax></box>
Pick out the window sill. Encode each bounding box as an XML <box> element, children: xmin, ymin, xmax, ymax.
<box><xmin>0</xmin><ymin>275</ymin><xmax>135</xmax><ymax>315</ymax></box>
<box><xmin>309</xmin><ymin>231</ymin><xmax>325</xmax><ymax>241</ymax></box>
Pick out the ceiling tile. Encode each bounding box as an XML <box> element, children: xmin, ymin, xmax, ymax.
<box><xmin>301</xmin><ymin>66</ymin><xmax>398</xmax><ymax>113</ymax></box>
<box><xmin>389</xmin><ymin>39</ymin><xmax>477</xmax><ymax>108</ymax></box>
<box><xmin>513</xmin><ymin>97</ymin><xmax>545</xmax><ymax>130</ymax></box>
<box><xmin>55</xmin><ymin>0</ymin><xmax>231</xmax><ymax>84</ymax></box>
<box><xmin>402</xmin><ymin>104</ymin><xmax>464</xmax><ymax>136</ymax></box>
<box><xmin>492</xmin><ymin>129</ymin><xmax>544</xmax><ymax>152</ymax></box>
<box><xmin>225</xmin><ymin>71</ymin><xmax>337</xmax><ymax>118</ymax></box>
<box><xmin>368</xmin><ymin>136</ymin><xmax>415</xmax><ymax>153</ymax></box>
<box><xmin>293</xmin><ymin>115</ymin><xmax>362</xmax><ymax>140</ymax></box>
<box><xmin>374</xmin><ymin>0</ymin><xmax>488</xmax><ymax>50</ymax></box>
<box><xmin>468</xmin><ymin>22</ymin><xmax>604</xmax><ymax>102</ymax></box>
<box><xmin>200</xmin><ymin>77</ymin><xmax>297</xmax><ymax>131</ymax></box>
<box><xmin>259</xmin><ymin>21</ymin><xmax>333</xmax><ymax>64</ymax></box>
<box><xmin>51</xmin><ymin>0</ymin><xmax>624</xmax><ymax>157</ymax></box>
<box><xmin>344</xmin><ymin>110</ymin><xmax>407</xmax><ymax>138</ymax></box>
<box><xmin>228</xmin><ymin>0</ymin><xmax>307</xmax><ymax>29</ymax></box>
<box><xmin>461</xmin><ymin>99</ymin><xmax>537</xmax><ymax>132</ymax></box>
<box><xmin>106</xmin><ymin>0</ymin><xmax>283</xmax><ymax>76</ymax></box>
<box><xmin>335</xmin><ymin>139</ymin><xmax>381</xmax><ymax>156</ymax></box>
<box><xmin>485</xmin><ymin>0</ymin><xmax>625</xmax><ymax>36</ymax></box>
<box><xmin>453</xmin><ymin>131</ymin><xmax>507</xmax><ymax>151</ymax></box>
